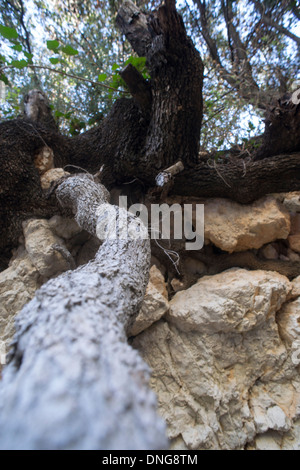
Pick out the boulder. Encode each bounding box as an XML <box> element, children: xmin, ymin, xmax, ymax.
<box><xmin>133</xmin><ymin>269</ymin><xmax>300</xmax><ymax>450</ymax></box>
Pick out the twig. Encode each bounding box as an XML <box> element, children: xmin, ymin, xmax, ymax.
<box><xmin>207</xmin><ymin>158</ymin><xmax>232</xmax><ymax>188</ymax></box>
<box><xmin>1</xmin><ymin>64</ymin><xmax>129</xmax><ymax>94</ymax></box>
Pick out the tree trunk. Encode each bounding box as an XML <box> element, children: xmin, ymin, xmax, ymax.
<box><xmin>0</xmin><ymin>174</ymin><xmax>167</xmax><ymax>450</ymax></box>
<box><xmin>0</xmin><ymin>0</ymin><xmax>300</xmax><ymax>268</ymax></box>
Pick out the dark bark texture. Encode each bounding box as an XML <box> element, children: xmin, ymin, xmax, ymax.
<box><xmin>0</xmin><ymin>0</ymin><xmax>300</xmax><ymax>269</ymax></box>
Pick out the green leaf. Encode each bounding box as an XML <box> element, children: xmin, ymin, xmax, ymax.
<box><xmin>125</xmin><ymin>56</ymin><xmax>147</xmax><ymax>69</ymax></box>
<box><xmin>54</xmin><ymin>110</ymin><xmax>64</xmax><ymax>118</ymax></box>
<box><xmin>0</xmin><ymin>25</ymin><xmax>18</xmax><ymax>41</ymax></box>
<box><xmin>0</xmin><ymin>73</ymin><xmax>9</xmax><ymax>85</ymax></box>
<box><xmin>11</xmin><ymin>43</ymin><xmax>22</xmax><ymax>52</ymax></box>
<box><xmin>24</xmin><ymin>52</ymin><xmax>33</xmax><ymax>61</ymax></box>
<box><xmin>98</xmin><ymin>73</ymin><xmax>107</xmax><ymax>82</ymax></box>
<box><xmin>49</xmin><ymin>57</ymin><xmax>59</xmax><ymax>65</ymax></box>
<box><xmin>112</xmin><ymin>63</ymin><xmax>119</xmax><ymax>71</ymax></box>
<box><xmin>10</xmin><ymin>59</ymin><xmax>28</xmax><ymax>69</ymax></box>
<box><xmin>61</xmin><ymin>45</ymin><xmax>78</xmax><ymax>56</ymax></box>
<box><xmin>64</xmin><ymin>111</ymin><xmax>73</xmax><ymax>119</ymax></box>
<box><xmin>126</xmin><ymin>56</ymin><xmax>146</xmax><ymax>68</ymax></box>
<box><xmin>47</xmin><ymin>40</ymin><xmax>60</xmax><ymax>51</ymax></box>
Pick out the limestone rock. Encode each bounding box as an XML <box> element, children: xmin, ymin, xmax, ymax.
<box><xmin>40</xmin><ymin>168</ymin><xmax>70</xmax><ymax>190</ymax></box>
<box><xmin>260</xmin><ymin>244</ymin><xmax>279</xmax><ymax>260</ymax></box>
<box><xmin>128</xmin><ymin>284</ymin><xmax>169</xmax><ymax>337</ymax></box>
<box><xmin>290</xmin><ymin>275</ymin><xmax>300</xmax><ymax>299</ymax></box>
<box><xmin>282</xmin><ymin>192</ymin><xmax>300</xmax><ymax>213</ymax></box>
<box><xmin>34</xmin><ymin>147</ymin><xmax>54</xmax><ymax>175</ymax></box>
<box><xmin>170</xmin><ymin>278</ymin><xmax>185</xmax><ymax>293</ymax></box>
<box><xmin>288</xmin><ymin>215</ymin><xmax>300</xmax><ymax>253</ymax></box>
<box><xmin>287</xmin><ymin>248</ymin><xmax>300</xmax><ymax>262</ymax></box>
<box><xmin>23</xmin><ymin>219</ymin><xmax>74</xmax><ymax>278</ymax></box>
<box><xmin>249</xmin><ymin>419</ymin><xmax>300</xmax><ymax>450</ymax></box>
<box><xmin>277</xmin><ymin>298</ymin><xmax>300</xmax><ymax>366</ymax></box>
<box><xmin>203</xmin><ymin>196</ymin><xmax>290</xmax><ymax>252</ymax></box>
<box><xmin>133</xmin><ymin>269</ymin><xmax>300</xmax><ymax>450</ymax></box>
<box><xmin>288</xmin><ymin>234</ymin><xmax>300</xmax><ymax>253</ymax></box>
<box><xmin>0</xmin><ymin>216</ymin><xmax>95</xmax><ymax>369</ymax></box>
<box><xmin>0</xmin><ymin>251</ymin><xmax>40</xmax><ymax>363</ymax></box>
<box><xmin>148</xmin><ymin>265</ymin><xmax>168</xmax><ymax>299</ymax></box>
<box><xmin>128</xmin><ymin>271</ymin><xmax>169</xmax><ymax>337</ymax></box>
<box><xmin>290</xmin><ymin>214</ymin><xmax>300</xmax><ymax>235</ymax></box>
<box><xmin>48</xmin><ymin>215</ymin><xmax>82</xmax><ymax>240</ymax></box>
<box><xmin>167</xmin><ymin>269</ymin><xmax>290</xmax><ymax>334</ymax></box>
<box><xmin>151</xmin><ymin>256</ymin><xmax>167</xmax><ymax>277</ymax></box>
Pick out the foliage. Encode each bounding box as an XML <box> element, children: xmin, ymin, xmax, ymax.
<box><xmin>179</xmin><ymin>0</ymin><xmax>299</xmax><ymax>148</ymax></box>
<box><xmin>0</xmin><ymin>0</ymin><xmax>149</xmax><ymax>133</ymax></box>
<box><xmin>0</xmin><ymin>0</ymin><xmax>299</xmax><ymax>147</ymax></box>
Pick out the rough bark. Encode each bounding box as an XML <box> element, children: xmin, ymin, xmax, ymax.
<box><xmin>1</xmin><ymin>0</ymin><xmax>300</xmax><ymax>269</ymax></box>
<box><xmin>116</xmin><ymin>0</ymin><xmax>204</xmax><ymax>171</ymax></box>
<box><xmin>0</xmin><ymin>174</ymin><xmax>167</xmax><ymax>450</ymax></box>
<box><xmin>253</xmin><ymin>92</ymin><xmax>300</xmax><ymax>160</ymax></box>
<box><xmin>119</xmin><ymin>63</ymin><xmax>152</xmax><ymax>117</ymax></box>
<box><xmin>173</xmin><ymin>152</ymin><xmax>300</xmax><ymax>203</ymax></box>
<box><xmin>23</xmin><ymin>89</ymin><xmax>58</xmax><ymax>132</ymax></box>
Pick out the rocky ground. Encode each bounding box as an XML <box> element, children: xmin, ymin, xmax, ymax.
<box><xmin>0</xmin><ymin>166</ymin><xmax>300</xmax><ymax>450</ymax></box>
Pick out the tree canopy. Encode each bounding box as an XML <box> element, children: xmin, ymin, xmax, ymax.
<box><xmin>0</xmin><ymin>0</ymin><xmax>299</xmax><ymax>146</ymax></box>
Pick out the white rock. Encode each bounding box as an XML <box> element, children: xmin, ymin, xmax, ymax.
<box><xmin>250</xmin><ymin>433</ymin><xmax>282</xmax><ymax>450</ymax></box>
<box><xmin>151</xmin><ymin>256</ymin><xmax>167</xmax><ymax>277</ymax></box>
<box><xmin>23</xmin><ymin>219</ymin><xmax>73</xmax><ymax>278</ymax></box>
<box><xmin>168</xmin><ymin>269</ymin><xmax>290</xmax><ymax>334</ymax></box>
<box><xmin>283</xmin><ymin>192</ymin><xmax>300</xmax><ymax>212</ymax></box>
<box><xmin>277</xmin><ymin>298</ymin><xmax>300</xmax><ymax>367</ymax></box>
<box><xmin>202</xmin><ymin>196</ymin><xmax>290</xmax><ymax>252</ymax></box>
<box><xmin>164</xmin><ymin>195</ymin><xmax>290</xmax><ymax>253</ymax></box>
<box><xmin>249</xmin><ymin>419</ymin><xmax>300</xmax><ymax>449</ymax></box>
<box><xmin>267</xmin><ymin>406</ymin><xmax>291</xmax><ymax>431</ymax></box>
<box><xmin>128</xmin><ymin>282</ymin><xmax>169</xmax><ymax>337</ymax></box>
<box><xmin>148</xmin><ymin>265</ymin><xmax>168</xmax><ymax>299</ymax></box>
<box><xmin>0</xmin><ymin>251</ymin><xmax>40</xmax><ymax>366</ymax></box>
<box><xmin>290</xmin><ymin>275</ymin><xmax>300</xmax><ymax>299</ymax></box>
<box><xmin>40</xmin><ymin>168</ymin><xmax>70</xmax><ymax>190</ymax></box>
<box><xmin>133</xmin><ymin>268</ymin><xmax>300</xmax><ymax>450</ymax></box>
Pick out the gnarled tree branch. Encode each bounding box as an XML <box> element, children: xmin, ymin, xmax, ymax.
<box><xmin>0</xmin><ymin>174</ymin><xmax>167</xmax><ymax>450</ymax></box>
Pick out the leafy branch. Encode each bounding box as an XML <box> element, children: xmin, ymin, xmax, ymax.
<box><xmin>0</xmin><ymin>63</ymin><xmax>130</xmax><ymax>94</ymax></box>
